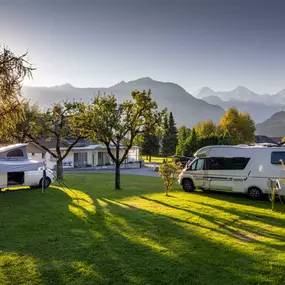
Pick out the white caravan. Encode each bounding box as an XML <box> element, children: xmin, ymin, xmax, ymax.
<box><xmin>0</xmin><ymin>144</ymin><xmax>54</xmax><ymax>190</ymax></box>
<box><xmin>178</xmin><ymin>145</ymin><xmax>285</xmax><ymax>199</ymax></box>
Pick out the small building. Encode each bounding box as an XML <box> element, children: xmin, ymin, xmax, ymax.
<box><xmin>25</xmin><ymin>139</ymin><xmax>140</xmax><ymax>170</ymax></box>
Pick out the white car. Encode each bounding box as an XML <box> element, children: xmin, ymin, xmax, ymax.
<box><xmin>7</xmin><ymin>168</ymin><xmax>55</xmax><ymax>189</ymax></box>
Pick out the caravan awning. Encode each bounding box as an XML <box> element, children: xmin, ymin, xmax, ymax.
<box><xmin>0</xmin><ymin>159</ymin><xmax>44</xmax><ymax>172</ymax></box>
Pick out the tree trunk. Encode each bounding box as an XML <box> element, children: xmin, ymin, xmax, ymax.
<box><xmin>57</xmin><ymin>160</ymin><xmax>64</xmax><ymax>180</ymax></box>
<box><xmin>149</xmin><ymin>155</ymin><xmax>151</xmax><ymax>162</ymax></box>
<box><xmin>165</xmin><ymin>187</ymin><xmax>169</xmax><ymax>196</ymax></box>
<box><xmin>115</xmin><ymin>162</ymin><xmax>121</xmax><ymax>190</ymax></box>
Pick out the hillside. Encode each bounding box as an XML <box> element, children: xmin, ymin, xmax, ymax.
<box><xmin>202</xmin><ymin>95</ymin><xmax>282</xmax><ymax>123</ymax></box>
<box><xmin>22</xmin><ymin>77</ymin><xmax>224</xmax><ymax>127</ymax></box>
<box><xmin>256</xmin><ymin>111</ymin><xmax>285</xmax><ymax>136</ymax></box>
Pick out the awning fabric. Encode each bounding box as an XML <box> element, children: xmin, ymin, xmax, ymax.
<box><xmin>0</xmin><ymin>159</ymin><xmax>44</xmax><ymax>172</ymax></box>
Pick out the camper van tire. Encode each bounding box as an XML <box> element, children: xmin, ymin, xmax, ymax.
<box><xmin>182</xmin><ymin>179</ymin><xmax>195</xmax><ymax>192</ymax></box>
<box><xmin>247</xmin><ymin>187</ymin><xmax>263</xmax><ymax>200</ymax></box>
<box><xmin>39</xmin><ymin>177</ymin><xmax>51</xmax><ymax>189</ymax></box>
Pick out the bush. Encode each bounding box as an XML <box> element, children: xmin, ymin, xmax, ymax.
<box><xmin>158</xmin><ymin>162</ymin><xmax>181</xmax><ymax>196</ymax></box>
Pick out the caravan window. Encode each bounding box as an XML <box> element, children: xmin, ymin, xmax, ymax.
<box><xmin>7</xmin><ymin>149</ymin><xmax>24</xmax><ymax>157</ymax></box>
<box><xmin>271</xmin><ymin>152</ymin><xmax>285</xmax><ymax>164</ymax></box>
<box><xmin>208</xmin><ymin>157</ymin><xmax>250</xmax><ymax>170</ymax></box>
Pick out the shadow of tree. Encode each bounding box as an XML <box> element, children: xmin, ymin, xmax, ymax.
<box><xmin>0</xmin><ymin>177</ymin><xmax>285</xmax><ymax>285</ymax></box>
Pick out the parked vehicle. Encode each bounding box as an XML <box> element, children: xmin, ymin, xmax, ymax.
<box><xmin>178</xmin><ymin>145</ymin><xmax>285</xmax><ymax>199</ymax></box>
<box><xmin>0</xmin><ymin>144</ymin><xmax>54</xmax><ymax>190</ymax></box>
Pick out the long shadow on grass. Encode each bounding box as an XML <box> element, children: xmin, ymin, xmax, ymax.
<box><xmin>195</xmin><ymin>190</ymin><xmax>285</xmax><ymax>212</ymax></box>
<box><xmin>139</xmin><ymin>196</ymin><xmax>285</xmax><ymax>250</ymax></box>
<box><xmin>1</xmin><ymin>185</ymin><xmax>284</xmax><ymax>285</ymax></box>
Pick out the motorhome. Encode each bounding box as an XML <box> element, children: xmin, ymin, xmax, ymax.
<box><xmin>0</xmin><ymin>144</ymin><xmax>54</xmax><ymax>190</ymax></box>
<box><xmin>178</xmin><ymin>145</ymin><xmax>285</xmax><ymax>199</ymax></box>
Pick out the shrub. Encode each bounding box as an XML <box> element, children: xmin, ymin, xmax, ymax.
<box><xmin>158</xmin><ymin>162</ymin><xmax>181</xmax><ymax>196</ymax></box>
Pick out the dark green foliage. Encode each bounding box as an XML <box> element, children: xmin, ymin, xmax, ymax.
<box><xmin>176</xmin><ymin>125</ymin><xmax>191</xmax><ymax>155</ymax></box>
<box><xmin>141</xmin><ymin>133</ymin><xmax>160</xmax><ymax>161</ymax></box>
<box><xmin>161</xmin><ymin>112</ymin><xmax>178</xmax><ymax>157</ymax></box>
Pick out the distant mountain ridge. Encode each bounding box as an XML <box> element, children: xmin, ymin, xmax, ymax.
<box><xmin>194</xmin><ymin>86</ymin><xmax>284</xmax><ymax>123</ymax></box>
<box><xmin>256</xmin><ymin>111</ymin><xmax>285</xmax><ymax>137</ymax></box>
<box><xmin>194</xmin><ymin>85</ymin><xmax>285</xmax><ymax>104</ymax></box>
<box><xmin>22</xmin><ymin>77</ymin><xmax>224</xmax><ymax>128</ymax></box>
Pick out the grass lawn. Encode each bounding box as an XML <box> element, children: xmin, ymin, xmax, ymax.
<box><xmin>0</xmin><ymin>174</ymin><xmax>285</xmax><ymax>285</ymax></box>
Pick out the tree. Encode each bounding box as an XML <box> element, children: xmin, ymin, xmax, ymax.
<box><xmin>218</xmin><ymin>107</ymin><xmax>255</xmax><ymax>144</ymax></box>
<box><xmin>159</xmin><ymin>162</ymin><xmax>181</xmax><ymax>196</ymax></box>
<box><xmin>141</xmin><ymin>133</ymin><xmax>160</xmax><ymax>162</ymax></box>
<box><xmin>161</xmin><ymin>112</ymin><xmax>178</xmax><ymax>157</ymax></box>
<box><xmin>3</xmin><ymin>101</ymin><xmax>83</xmax><ymax>180</ymax></box>
<box><xmin>74</xmin><ymin>90</ymin><xmax>164</xmax><ymax>189</ymax></box>
<box><xmin>161</xmin><ymin>114</ymin><xmax>170</xmax><ymax>157</ymax></box>
<box><xmin>184</xmin><ymin>128</ymin><xmax>198</xmax><ymax>157</ymax></box>
<box><xmin>176</xmin><ymin>125</ymin><xmax>191</xmax><ymax>155</ymax></box>
<box><xmin>194</xmin><ymin>120</ymin><xmax>216</xmax><ymax>137</ymax></box>
<box><xmin>0</xmin><ymin>46</ymin><xmax>33</xmax><ymax>131</ymax></box>
<box><xmin>168</xmin><ymin>112</ymin><xmax>178</xmax><ymax>154</ymax></box>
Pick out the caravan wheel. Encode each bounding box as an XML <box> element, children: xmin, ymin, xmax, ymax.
<box><xmin>248</xmin><ymin>187</ymin><xmax>262</xmax><ymax>200</ymax></box>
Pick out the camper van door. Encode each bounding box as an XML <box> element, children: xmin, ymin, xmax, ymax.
<box><xmin>207</xmin><ymin>157</ymin><xmax>233</xmax><ymax>191</ymax></box>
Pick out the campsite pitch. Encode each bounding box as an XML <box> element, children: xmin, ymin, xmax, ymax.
<box><xmin>0</xmin><ymin>174</ymin><xmax>285</xmax><ymax>285</ymax></box>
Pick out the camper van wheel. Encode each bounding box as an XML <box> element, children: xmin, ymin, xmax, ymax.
<box><xmin>39</xmin><ymin>177</ymin><xmax>51</xmax><ymax>189</ymax></box>
<box><xmin>182</xmin><ymin>179</ymin><xmax>195</xmax><ymax>192</ymax></box>
<box><xmin>248</xmin><ymin>187</ymin><xmax>262</xmax><ymax>200</ymax></box>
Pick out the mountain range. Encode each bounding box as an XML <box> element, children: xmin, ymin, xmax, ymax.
<box><xmin>256</xmin><ymin>111</ymin><xmax>285</xmax><ymax>137</ymax></box>
<box><xmin>22</xmin><ymin>77</ymin><xmax>224</xmax><ymax>128</ymax></box>
<box><xmin>194</xmin><ymin>86</ymin><xmax>285</xmax><ymax>123</ymax></box>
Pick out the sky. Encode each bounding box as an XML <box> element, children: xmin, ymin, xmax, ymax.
<box><xmin>1</xmin><ymin>0</ymin><xmax>285</xmax><ymax>94</ymax></box>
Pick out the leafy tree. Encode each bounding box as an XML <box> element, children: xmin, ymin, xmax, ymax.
<box><xmin>161</xmin><ymin>114</ymin><xmax>170</xmax><ymax>157</ymax></box>
<box><xmin>194</xmin><ymin>120</ymin><xmax>216</xmax><ymax>137</ymax></box>
<box><xmin>184</xmin><ymin>128</ymin><xmax>198</xmax><ymax>156</ymax></box>
<box><xmin>218</xmin><ymin>107</ymin><xmax>255</xmax><ymax>144</ymax></box>
<box><xmin>74</xmin><ymin>90</ymin><xmax>164</xmax><ymax>189</ymax></box>
<box><xmin>0</xmin><ymin>46</ymin><xmax>33</xmax><ymax>132</ymax></box>
<box><xmin>159</xmin><ymin>162</ymin><xmax>181</xmax><ymax>196</ymax></box>
<box><xmin>161</xmin><ymin>112</ymin><xmax>178</xmax><ymax>157</ymax></box>
<box><xmin>141</xmin><ymin>133</ymin><xmax>160</xmax><ymax>162</ymax></box>
<box><xmin>168</xmin><ymin>112</ymin><xmax>178</xmax><ymax>154</ymax></box>
<box><xmin>176</xmin><ymin>125</ymin><xmax>191</xmax><ymax>155</ymax></box>
<box><xmin>3</xmin><ymin>101</ymin><xmax>83</xmax><ymax>180</ymax></box>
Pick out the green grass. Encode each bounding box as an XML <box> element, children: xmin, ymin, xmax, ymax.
<box><xmin>1</xmin><ymin>174</ymin><xmax>285</xmax><ymax>285</ymax></box>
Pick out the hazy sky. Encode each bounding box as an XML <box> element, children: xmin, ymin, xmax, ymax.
<box><xmin>1</xmin><ymin>0</ymin><xmax>285</xmax><ymax>94</ymax></box>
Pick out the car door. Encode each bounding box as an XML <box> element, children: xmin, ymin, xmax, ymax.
<box><xmin>191</xmin><ymin>158</ymin><xmax>208</xmax><ymax>188</ymax></box>
<box><xmin>207</xmin><ymin>157</ymin><xmax>233</xmax><ymax>191</ymax></box>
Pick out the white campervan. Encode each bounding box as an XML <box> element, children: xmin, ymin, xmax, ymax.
<box><xmin>178</xmin><ymin>145</ymin><xmax>285</xmax><ymax>199</ymax></box>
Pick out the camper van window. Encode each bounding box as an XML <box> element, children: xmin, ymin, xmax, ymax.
<box><xmin>7</xmin><ymin>149</ymin><xmax>24</xmax><ymax>157</ymax></box>
<box><xmin>196</xmin><ymin>159</ymin><xmax>205</xmax><ymax>170</ymax></box>
<box><xmin>232</xmin><ymin>157</ymin><xmax>250</xmax><ymax>170</ymax></box>
<box><xmin>271</xmin><ymin>152</ymin><xmax>285</xmax><ymax>164</ymax></box>
<box><xmin>208</xmin><ymin>157</ymin><xmax>250</xmax><ymax>170</ymax></box>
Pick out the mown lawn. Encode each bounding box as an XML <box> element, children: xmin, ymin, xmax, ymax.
<box><xmin>0</xmin><ymin>174</ymin><xmax>285</xmax><ymax>285</ymax></box>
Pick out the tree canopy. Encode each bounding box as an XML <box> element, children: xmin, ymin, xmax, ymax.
<box><xmin>194</xmin><ymin>120</ymin><xmax>216</xmax><ymax>137</ymax></box>
<box><xmin>218</xmin><ymin>107</ymin><xmax>255</xmax><ymax>144</ymax></box>
<box><xmin>0</xmin><ymin>46</ymin><xmax>33</xmax><ymax>131</ymax></box>
<box><xmin>2</xmin><ymin>101</ymin><xmax>83</xmax><ymax>180</ymax></box>
<box><xmin>74</xmin><ymin>90</ymin><xmax>165</xmax><ymax>189</ymax></box>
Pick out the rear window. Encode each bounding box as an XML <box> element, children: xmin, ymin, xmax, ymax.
<box><xmin>271</xmin><ymin>152</ymin><xmax>285</xmax><ymax>164</ymax></box>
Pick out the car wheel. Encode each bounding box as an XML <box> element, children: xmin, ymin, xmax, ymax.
<box><xmin>39</xmin><ymin>177</ymin><xmax>51</xmax><ymax>189</ymax></box>
<box><xmin>248</xmin><ymin>187</ymin><xmax>262</xmax><ymax>200</ymax></box>
<box><xmin>182</xmin><ymin>179</ymin><xmax>195</xmax><ymax>192</ymax></box>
